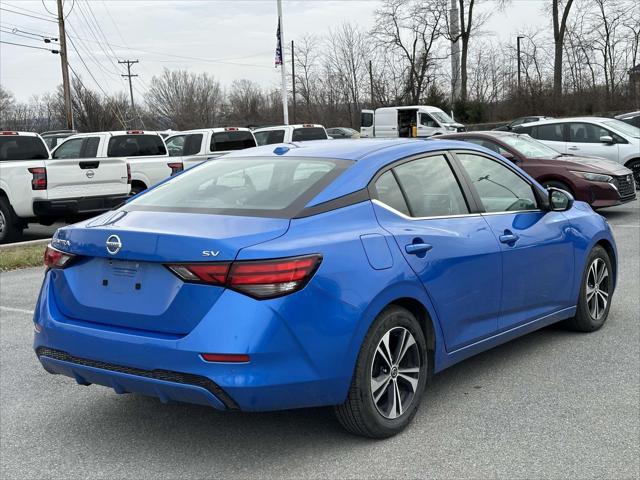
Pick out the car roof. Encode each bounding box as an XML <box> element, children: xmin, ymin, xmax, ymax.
<box><xmin>253</xmin><ymin>124</ymin><xmax>325</xmax><ymax>132</ymax></box>
<box><xmin>520</xmin><ymin>116</ymin><xmax>614</xmax><ymax>127</ymax></box>
<box><xmin>170</xmin><ymin>127</ymin><xmax>252</xmax><ymax>135</ymax></box>
<box><xmin>0</xmin><ymin>131</ymin><xmax>41</xmax><ymax>137</ymax></box>
<box><xmin>222</xmin><ymin>138</ymin><xmax>506</xmax><ymax>207</ymax></box>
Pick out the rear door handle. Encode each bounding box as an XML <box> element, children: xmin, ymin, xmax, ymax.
<box><xmin>499</xmin><ymin>233</ymin><xmax>520</xmax><ymax>244</ymax></box>
<box><xmin>405</xmin><ymin>243</ymin><xmax>433</xmax><ymax>255</ymax></box>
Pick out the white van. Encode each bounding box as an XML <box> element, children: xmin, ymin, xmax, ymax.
<box><xmin>360</xmin><ymin>106</ymin><xmax>465</xmax><ymax>138</ymax></box>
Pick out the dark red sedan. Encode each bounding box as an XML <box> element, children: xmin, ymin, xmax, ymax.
<box><xmin>440</xmin><ymin>131</ymin><xmax>636</xmax><ymax>209</ymax></box>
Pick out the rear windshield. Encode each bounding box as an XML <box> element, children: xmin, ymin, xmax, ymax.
<box><xmin>292</xmin><ymin>127</ymin><xmax>328</xmax><ymax>141</ymax></box>
<box><xmin>126</xmin><ymin>156</ymin><xmax>349</xmax><ymax>217</ymax></box>
<box><xmin>254</xmin><ymin>130</ymin><xmax>284</xmax><ymax>146</ymax></box>
<box><xmin>107</xmin><ymin>134</ymin><xmax>167</xmax><ymax>157</ymax></box>
<box><xmin>210</xmin><ymin>130</ymin><xmax>256</xmax><ymax>152</ymax></box>
<box><xmin>0</xmin><ymin>136</ymin><xmax>49</xmax><ymax>161</ymax></box>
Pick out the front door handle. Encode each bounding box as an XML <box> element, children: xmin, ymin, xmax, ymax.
<box><xmin>499</xmin><ymin>232</ymin><xmax>520</xmax><ymax>244</ymax></box>
<box><xmin>405</xmin><ymin>243</ymin><xmax>433</xmax><ymax>255</ymax></box>
<box><xmin>567</xmin><ymin>146</ymin><xmax>579</xmax><ymax>151</ymax></box>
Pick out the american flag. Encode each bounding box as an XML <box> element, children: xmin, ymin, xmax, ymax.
<box><xmin>275</xmin><ymin>20</ymin><xmax>283</xmax><ymax>67</ymax></box>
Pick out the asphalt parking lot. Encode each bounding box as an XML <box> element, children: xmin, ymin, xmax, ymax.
<box><xmin>1</xmin><ymin>200</ymin><xmax>638</xmax><ymax>479</ymax></box>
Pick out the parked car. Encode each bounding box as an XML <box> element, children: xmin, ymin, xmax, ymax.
<box><xmin>164</xmin><ymin>127</ymin><xmax>257</xmax><ymax>171</ymax></box>
<box><xmin>513</xmin><ymin>117</ymin><xmax>640</xmax><ymax>188</ymax></box>
<box><xmin>360</xmin><ymin>105</ymin><xmax>465</xmax><ymax>138</ymax></box>
<box><xmin>52</xmin><ymin>130</ymin><xmax>169</xmax><ymax>196</ymax></box>
<box><xmin>493</xmin><ymin>116</ymin><xmax>553</xmax><ymax>131</ymax></box>
<box><xmin>0</xmin><ymin>131</ymin><xmax>129</xmax><ymax>243</ymax></box>
<box><xmin>615</xmin><ymin>111</ymin><xmax>640</xmax><ymax>128</ymax></box>
<box><xmin>253</xmin><ymin>124</ymin><xmax>329</xmax><ymax>145</ymax></box>
<box><xmin>41</xmin><ymin>130</ymin><xmax>77</xmax><ymax>151</ymax></box>
<box><xmin>440</xmin><ymin>131</ymin><xmax>636</xmax><ymax>208</ymax></box>
<box><xmin>327</xmin><ymin>127</ymin><xmax>360</xmax><ymax>139</ymax></box>
<box><xmin>35</xmin><ymin>138</ymin><xmax>616</xmax><ymax>438</ymax></box>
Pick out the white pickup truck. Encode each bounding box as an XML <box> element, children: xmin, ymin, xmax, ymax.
<box><xmin>52</xmin><ymin>130</ymin><xmax>171</xmax><ymax>195</ymax></box>
<box><xmin>0</xmin><ymin>131</ymin><xmax>130</xmax><ymax>243</ymax></box>
<box><xmin>164</xmin><ymin>127</ymin><xmax>257</xmax><ymax>170</ymax></box>
<box><xmin>252</xmin><ymin>124</ymin><xmax>330</xmax><ymax>145</ymax></box>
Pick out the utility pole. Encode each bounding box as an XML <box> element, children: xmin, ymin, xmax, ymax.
<box><xmin>291</xmin><ymin>40</ymin><xmax>296</xmax><ymax>124</ymax></box>
<box><xmin>276</xmin><ymin>0</ymin><xmax>289</xmax><ymax>125</ymax></box>
<box><xmin>369</xmin><ymin>60</ymin><xmax>374</xmax><ymax>108</ymax></box>
<box><xmin>119</xmin><ymin>59</ymin><xmax>139</xmax><ymax>117</ymax></box>
<box><xmin>517</xmin><ymin>36</ymin><xmax>524</xmax><ymax>92</ymax></box>
<box><xmin>56</xmin><ymin>0</ymin><xmax>73</xmax><ymax>130</ymax></box>
<box><xmin>450</xmin><ymin>0</ymin><xmax>461</xmax><ymax>104</ymax></box>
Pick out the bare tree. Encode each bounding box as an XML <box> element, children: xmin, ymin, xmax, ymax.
<box><xmin>146</xmin><ymin>69</ymin><xmax>223</xmax><ymax>129</ymax></box>
<box><xmin>552</xmin><ymin>0</ymin><xmax>575</xmax><ymax>96</ymax></box>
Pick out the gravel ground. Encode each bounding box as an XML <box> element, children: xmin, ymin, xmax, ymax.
<box><xmin>1</xmin><ymin>200</ymin><xmax>638</xmax><ymax>479</ymax></box>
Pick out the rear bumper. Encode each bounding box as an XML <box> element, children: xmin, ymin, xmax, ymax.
<box><xmin>33</xmin><ymin>194</ymin><xmax>128</xmax><ymax>218</ymax></box>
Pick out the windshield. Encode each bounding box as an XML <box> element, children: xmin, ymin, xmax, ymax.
<box><xmin>501</xmin><ymin>134</ymin><xmax>562</xmax><ymax>159</ymax></box>
<box><xmin>0</xmin><ymin>136</ymin><xmax>49</xmax><ymax>161</ymax></box>
<box><xmin>429</xmin><ymin>111</ymin><xmax>455</xmax><ymax>124</ymax></box>
<box><xmin>602</xmin><ymin>119</ymin><xmax>640</xmax><ymax>138</ymax></box>
<box><xmin>127</xmin><ymin>156</ymin><xmax>349</xmax><ymax>217</ymax></box>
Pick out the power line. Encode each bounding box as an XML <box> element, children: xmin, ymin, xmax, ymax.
<box><xmin>2</xmin><ymin>1</ymin><xmax>55</xmax><ymax>18</ymax></box>
<box><xmin>0</xmin><ymin>39</ymin><xmax>58</xmax><ymax>52</ymax></box>
<box><xmin>0</xmin><ymin>26</ymin><xmax>57</xmax><ymax>41</ymax></box>
<box><xmin>0</xmin><ymin>6</ymin><xmax>57</xmax><ymax>23</ymax></box>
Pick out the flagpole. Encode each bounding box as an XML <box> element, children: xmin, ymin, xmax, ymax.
<box><xmin>277</xmin><ymin>0</ymin><xmax>289</xmax><ymax>125</ymax></box>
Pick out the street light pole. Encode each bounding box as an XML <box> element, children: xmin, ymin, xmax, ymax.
<box><xmin>517</xmin><ymin>35</ymin><xmax>525</xmax><ymax>92</ymax></box>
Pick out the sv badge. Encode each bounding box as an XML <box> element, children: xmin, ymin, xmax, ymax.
<box><xmin>202</xmin><ymin>250</ymin><xmax>220</xmax><ymax>257</ymax></box>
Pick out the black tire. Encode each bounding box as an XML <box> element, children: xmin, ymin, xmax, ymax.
<box><xmin>564</xmin><ymin>245</ymin><xmax>613</xmax><ymax>332</ymax></box>
<box><xmin>0</xmin><ymin>197</ymin><xmax>22</xmax><ymax>244</ymax></box>
<box><xmin>625</xmin><ymin>159</ymin><xmax>640</xmax><ymax>190</ymax></box>
<box><xmin>542</xmin><ymin>180</ymin><xmax>573</xmax><ymax>197</ymax></box>
<box><xmin>335</xmin><ymin>305</ymin><xmax>428</xmax><ymax>438</ymax></box>
<box><xmin>129</xmin><ymin>183</ymin><xmax>146</xmax><ymax>197</ymax></box>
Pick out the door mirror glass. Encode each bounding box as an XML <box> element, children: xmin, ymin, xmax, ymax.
<box><xmin>599</xmin><ymin>135</ymin><xmax>614</xmax><ymax>144</ymax></box>
<box><xmin>548</xmin><ymin>187</ymin><xmax>574</xmax><ymax>212</ymax></box>
<box><xmin>500</xmin><ymin>150</ymin><xmax>517</xmax><ymax>162</ymax></box>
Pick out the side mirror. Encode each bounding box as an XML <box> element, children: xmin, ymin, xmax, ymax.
<box><xmin>547</xmin><ymin>187</ymin><xmax>574</xmax><ymax>212</ymax></box>
<box><xmin>600</xmin><ymin>135</ymin><xmax>614</xmax><ymax>144</ymax></box>
<box><xmin>500</xmin><ymin>151</ymin><xmax>518</xmax><ymax>162</ymax></box>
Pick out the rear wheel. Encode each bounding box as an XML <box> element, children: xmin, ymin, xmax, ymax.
<box><xmin>0</xmin><ymin>197</ymin><xmax>22</xmax><ymax>244</ymax></box>
<box><xmin>564</xmin><ymin>245</ymin><xmax>613</xmax><ymax>332</ymax></box>
<box><xmin>129</xmin><ymin>182</ymin><xmax>146</xmax><ymax>197</ymax></box>
<box><xmin>335</xmin><ymin>305</ymin><xmax>428</xmax><ymax>438</ymax></box>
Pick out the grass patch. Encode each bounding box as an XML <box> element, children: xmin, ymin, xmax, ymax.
<box><xmin>0</xmin><ymin>243</ymin><xmax>46</xmax><ymax>271</ymax></box>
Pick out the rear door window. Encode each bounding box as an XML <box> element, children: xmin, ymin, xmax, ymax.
<box><xmin>82</xmin><ymin>137</ymin><xmax>100</xmax><ymax>158</ymax></box>
<box><xmin>107</xmin><ymin>135</ymin><xmax>167</xmax><ymax>157</ymax></box>
<box><xmin>52</xmin><ymin>138</ymin><xmax>84</xmax><ymax>159</ymax></box>
<box><xmin>210</xmin><ymin>131</ymin><xmax>256</xmax><ymax>152</ymax></box>
<box><xmin>0</xmin><ymin>136</ymin><xmax>49</xmax><ymax>161</ymax></box>
<box><xmin>361</xmin><ymin>112</ymin><xmax>373</xmax><ymax>128</ymax></box>
<box><xmin>165</xmin><ymin>135</ymin><xmax>186</xmax><ymax>156</ymax></box>
<box><xmin>373</xmin><ymin>170</ymin><xmax>410</xmax><ymax>215</ymax></box>
<box><xmin>184</xmin><ymin>134</ymin><xmax>203</xmax><ymax>155</ymax></box>
<box><xmin>534</xmin><ymin>123</ymin><xmax>565</xmax><ymax>142</ymax></box>
<box><xmin>292</xmin><ymin>127</ymin><xmax>328</xmax><ymax>141</ymax></box>
<box><xmin>393</xmin><ymin>155</ymin><xmax>469</xmax><ymax>217</ymax></box>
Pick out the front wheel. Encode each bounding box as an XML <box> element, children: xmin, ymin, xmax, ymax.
<box><xmin>0</xmin><ymin>197</ymin><xmax>22</xmax><ymax>244</ymax></box>
<box><xmin>564</xmin><ymin>245</ymin><xmax>613</xmax><ymax>332</ymax></box>
<box><xmin>335</xmin><ymin>306</ymin><xmax>428</xmax><ymax>438</ymax></box>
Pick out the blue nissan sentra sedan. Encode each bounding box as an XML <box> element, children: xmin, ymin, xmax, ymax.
<box><xmin>34</xmin><ymin>139</ymin><xmax>616</xmax><ymax>438</ymax></box>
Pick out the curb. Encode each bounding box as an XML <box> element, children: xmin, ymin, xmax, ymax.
<box><xmin>0</xmin><ymin>238</ymin><xmax>51</xmax><ymax>250</ymax></box>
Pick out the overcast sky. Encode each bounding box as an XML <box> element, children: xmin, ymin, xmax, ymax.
<box><xmin>1</xmin><ymin>0</ymin><xmax>547</xmax><ymax>101</ymax></box>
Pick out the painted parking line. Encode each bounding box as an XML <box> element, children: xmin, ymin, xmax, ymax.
<box><xmin>0</xmin><ymin>306</ymin><xmax>34</xmax><ymax>315</ymax></box>
<box><xmin>609</xmin><ymin>224</ymin><xmax>640</xmax><ymax>228</ymax></box>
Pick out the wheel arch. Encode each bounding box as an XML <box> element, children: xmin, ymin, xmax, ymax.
<box><xmin>623</xmin><ymin>157</ymin><xmax>639</xmax><ymax>169</ymax></box>
<box><xmin>595</xmin><ymin>238</ymin><xmax>617</xmax><ymax>290</ymax></box>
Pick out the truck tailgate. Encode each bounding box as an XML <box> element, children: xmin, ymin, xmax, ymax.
<box><xmin>45</xmin><ymin>157</ymin><xmax>129</xmax><ymax>199</ymax></box>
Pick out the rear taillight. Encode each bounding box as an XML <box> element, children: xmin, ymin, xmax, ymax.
<box><xmin>126</xmin><ymin>163</ymin><xmax>132</xmax><ymax>184</ymax></box>
<box><xmin>167</xmin><ymin>254</ymin><xmax>322</xmax><ymax>299</ymax></box>
<box><xmin>28</xmin><ymin>167</ymin><xmax>47</xmax><ymax>190</ymax></box>
<box><xmin>167</xmin><ymin>162</ymin><xmax>184</xmax><ymax>175</ymax></box>
<box><xmin>44</xmin><ymin>245</ymin><xmax>75</xmax><ymax>269</ymax></box>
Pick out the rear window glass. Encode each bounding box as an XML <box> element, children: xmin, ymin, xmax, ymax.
<box><xmin>292</xmin><ymin>127</ymin><xmax>328</xmax><ymax>141</ymax></box>
<box><xmin>127</xmin><ymin>157</ymin><xmax>349</xmax><ymax>217</ymax></box>
<box><xmin>255</xmin><ymin>130</ymin><xmax>284</xmax><ymax>146</ymax></box>
<box><xmin>107</xmin><ymin>135</ymin><xmax>166</xmax><ymax>157</ymax></box>
<box><xmin>210</xmin><ymin>131</ymin><xmax>256</xmax><ymax>152</ymax></box>
<box><xmin>0</xmin><ymin>136</ymin><xmax>49</xmax><ymax>161</ymax></box>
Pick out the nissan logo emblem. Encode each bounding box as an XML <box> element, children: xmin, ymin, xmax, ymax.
<box><xmin>86</xmin><ymin>170</ymin><xmax>95</xmax><ymax>179</ymax></box>
<box><xmin>105</xmin><ymin>235</ymin><xmax>122</xmax><ymax>255</ymax></box>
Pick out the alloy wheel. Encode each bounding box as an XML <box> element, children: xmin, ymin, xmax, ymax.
<box><xmin>370</xmin><ymin>326</ymin><xmax>421</xmax><ymax>420</ymax></box>
<box><xmin>0</xmin><ymin>209</ymin><xmax>5</xmax><ymax>235</ymax></box>
<box><xmin>586</xmin><ymin>258</ymin><xmax>609</xmax><ymax>320</ymax></box>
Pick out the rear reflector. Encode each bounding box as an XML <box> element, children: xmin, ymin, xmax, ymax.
<box><xmin>166</xmin><ymin>254</ymin><xmax>322</xmax><ymax>299</ymax></box>
<box><xmin>44</xmin><ymin>245</ymin><xmax>75</xmax><ymax>269</ymax></box>
<box><xmin>28</xmin><ymin>167</ymin><xmax>47</xmax><ymax>190</ymax></box>
<box><xmin>167</xmin><ymin>162</ymin><xmax>184</xmax><ymax>175</ymax></box>
<box><xmin>201</xmin><ymin>353</ymin><xmax>250</xmax><ymax>363</ymax></box>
